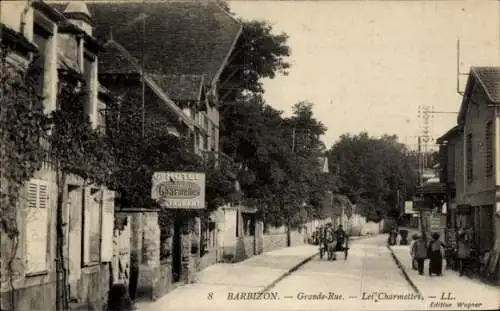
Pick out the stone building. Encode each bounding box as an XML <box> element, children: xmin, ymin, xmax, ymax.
<box><xmin>1</xmin><ymin>1</ymin><xmax>116</xmax><ymax>310</ymax></box>
<box><xmin>438</xmin><ymin>66</ymin><xmax>500</xmax><ymax>284</ymax></box>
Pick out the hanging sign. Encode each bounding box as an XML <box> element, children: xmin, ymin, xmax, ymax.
<box><xmin>152</xmin><ymin>172</ymin><xmax>206</xmax><ymax>209</ymax></box>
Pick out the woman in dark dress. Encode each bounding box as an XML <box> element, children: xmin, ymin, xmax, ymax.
<box><xmin>428</xmin><ymin>232</ymin><xmax>446</xmax><ymax>276</ymax></box>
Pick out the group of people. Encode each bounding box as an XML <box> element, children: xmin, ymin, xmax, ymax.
<box><xmin>410</xmin><ymin>231</ymin><xmax>472</xmax><ymax>276</ymax></box>
<box><xmin>313</xmin><ymin>223</ymin><xmax>347</xmax><ymax>260</ymax></box>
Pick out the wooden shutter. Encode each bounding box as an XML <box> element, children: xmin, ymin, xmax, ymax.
<box><xmin>100</xmin><ymin>189</ymin><xmax>115</xmax><ymax>262</ymax></box>
<box><xmin>25</xmin><ymin>180</ymin><xmax>49</xmax><ymax>274</ymax></box>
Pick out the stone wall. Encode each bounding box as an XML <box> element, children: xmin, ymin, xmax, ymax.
<box><xmin>0</xmin><ymin>275</ymin><xmax>57</xmax><ymax>311</ymax></box>
<box><xmin>262</xmin><ymin>230</ymin><xmax>306</xmax><ymax>253</ymax></box>
<box><xmin>125</xmin><ymin>209</ymin><xmax>164</xmax><ymax>301</ymax></box>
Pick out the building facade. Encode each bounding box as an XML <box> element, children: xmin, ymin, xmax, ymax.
<box><xmin>438</xmin><ymin>67</ymin><xmax>500</xmax><ymax>284</ymax></box>
<box><xmin>1</xmin><ymin>1</ymin><xmax>116</xmax><ymax>310</ymax></box>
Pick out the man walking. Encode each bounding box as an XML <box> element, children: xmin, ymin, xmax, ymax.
<box><xmin>411</xmin><ymin>234</ymin><xmax>428</xmax><ymax>275</ymax></box>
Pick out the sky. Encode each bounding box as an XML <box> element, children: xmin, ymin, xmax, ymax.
<box><xmin>228</xmin><ymin>0</ymin><xmax>500</xmax><ymax>149</ymax></box>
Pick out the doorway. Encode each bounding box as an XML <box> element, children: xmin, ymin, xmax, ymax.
<box><xmin>172</xmin><ymin>216</ymin><xmax>183</xmax><ymax>283</ymax></box>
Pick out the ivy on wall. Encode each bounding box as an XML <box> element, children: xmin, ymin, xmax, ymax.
<box><xmin>0</xmin><ymin>47</ymin><xmax>47</xmax><ymax>238</ymax></box>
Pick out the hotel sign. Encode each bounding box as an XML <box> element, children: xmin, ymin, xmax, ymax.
<box><xmin>152</xmin><ymin>172</ymin><xmax>205</xmax><ymax>209</ymax></box>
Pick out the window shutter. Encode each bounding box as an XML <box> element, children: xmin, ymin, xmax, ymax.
<box><xmin>100</xmin><ymin>189</ymin><xmax>115</xmax><ymax>262</ymax></box>
<box><xmin>25</xmin><ymin>180</ymin><xmax>49</xmax><ymax>274</ymax></box>
<box><xmin>82</xmin><ymin>187</ymin><xmax>91</xmax><ymax>264</ymax></box>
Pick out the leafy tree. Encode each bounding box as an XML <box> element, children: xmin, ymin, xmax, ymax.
<box><xmin>216</xmin><ymin>1</ymin><xmax>291</xmax><ymax>102</ymax></box>
<box><xmin>327</xmin><ymin>133</ymin><xmax>417</xmax><ymax>222</ymax></box>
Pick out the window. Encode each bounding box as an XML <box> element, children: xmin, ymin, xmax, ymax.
<box><xmin>100</xmin><ymin>190</ymin><xmax>114</xmax><ymax>262</ymax></box>
<box><xmin>485</xmin><ymin>121</ymin><xmax>493</xmax><ymax>177</ymax></box>
<box><xmin>82</xmin><ymin>188</ymin><xmax>102</xmax><ymax>265</ymax></box>
<box><xmin>198</xmin><ymin>132</ymin><xmax>208</xmax><ymax>151</ymax></box>
<box><xmin>32</xmin><ymin>25</ymin><xmax>50</xmax><ymax>97</ymax></box>
<box><xmin>466</xmin><ymin>133</ymin><xmax>473</xmax><ymax>183</ymax></box>
<box><xmin>25</xmin><ymin>179</ymin><xmax>49</xmax><ymax>275</ymax></box>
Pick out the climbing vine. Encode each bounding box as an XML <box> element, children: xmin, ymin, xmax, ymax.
<box><xmin>47</xmin><ymin>74</ymin><xmax>114</xmax><ymax>311</ymax></box>
<box><xmin>0</xmin><ymin>47</ymin><xmax>47</xmax><ymax>238</ymax></box>
<box><xmin>0</xmin><ymin>46</ymin><xmax>47</xmax><ymax>311</ymax></box>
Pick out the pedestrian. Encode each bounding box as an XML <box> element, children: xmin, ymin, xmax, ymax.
<box><xmin>412</xmin><ymin>234</ymin><xmax>428</xmax><ymax>275</ymax></box>
<box><xmin>457</xmin><ymin>232</ymin><xmax>471</xmax><ymax>276</ymax></box>
<box><xmin>410</xmin><ymin>233</ymin><xmax>420</xmax><ymax>270</ymax></box>
<box><xmin>428</xmin><ymin>232</ymin><xmax>446</xmax><ymax>276</ymax></box>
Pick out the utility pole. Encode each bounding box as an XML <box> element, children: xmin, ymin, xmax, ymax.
<box><xmin>417</xmin><ymin>136</ymin><xmax>424</xmax><ymax>235</ymax></box>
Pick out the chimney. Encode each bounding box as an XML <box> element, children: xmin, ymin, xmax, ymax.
<box><xmin>64</xmin><ymin>1</ymin><xmax>93</xmax><ymax>37</ymax></box>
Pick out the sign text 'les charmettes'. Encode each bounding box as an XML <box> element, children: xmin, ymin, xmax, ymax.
<box><xmin>151</xmin><ymin>172</ymin><xmax>206</xmax><ymax>209</ymax></box>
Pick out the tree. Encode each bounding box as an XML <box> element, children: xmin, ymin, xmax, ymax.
<box><xmin>327</xmin><ymin>133</ymin><xmax>418</xmax><ymax>222</ymax></box>
<box><xmin>216</xmin><ymin>1</ymin><xmax>291</xmax><ymax>102</ymax></box>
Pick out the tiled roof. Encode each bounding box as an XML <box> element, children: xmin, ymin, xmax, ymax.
<box><xmin>99</xmin><ymin>41</ymin><xmax>139</xmax><ymax>75</ymax></box>
<box><xmin>150</xmin><ymin>74</ymin><xmax>204</xmax><ymax>101</ymax></box>
<box><xmin>52</xmin><ymin>1</ymin><xmax>242</xmax><ymax>84</ymax></box>
<box><xmin>97</xmin><ymin>40</ymin><xmax>195</xmax><ymax>129</ymax></box>
<box><xmin>471</xmin><ymin>67</ymin><xmax>500</xmax><ymax>104</ymax></box>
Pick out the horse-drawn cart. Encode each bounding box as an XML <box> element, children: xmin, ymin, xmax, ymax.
<box><xmin>319</xmin><ymin>237</ymin><xmax>349</xmax><ymax>261</ymax></box>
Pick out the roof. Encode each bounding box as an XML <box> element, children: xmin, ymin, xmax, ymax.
<box><xmin>436</xmin><ymin>125</ymin><xmax>463</xmax><ymax>144</ymax></box>
<box><xmin>1</xmin><ymin>23</ymin><xmax>38</xmax><ymax>54</ymax></box>
<box><xmin>52</xmin><ymin>1</ymin><xmax>242</xmax><ymax>85</ymax></box>
<box><xmin>99</xmin><ymin>40</ymin><xmax>195</xmax><ymax>129</ymax></box>
<box><xmin>458</xmin><ymin>66</ymin><xmax>500</xmax><ymax>123</ymax></box>
<box><xmin>150</xmin><ymin>74</ymin><xmax>204</xmax><ymax>102</ymax></box>
<box><xmin>471</xmin><ymin>67</ymin><xmax>500</xmax><ymax>104</ymax></box>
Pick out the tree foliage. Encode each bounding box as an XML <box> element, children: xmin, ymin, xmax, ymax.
<box><xmin>217</xmin><ymin>1</ymin><xmax>291</xmax><ymax>102</ymax></box>
<box><xmin>220</xmin><ymin>96</ymin><xmax>335</xmax><ymax>227</ymax></box>
<box><xmin>215</xmin><ymin>3</ymin><xmax>337</xmax><ymax>226</ymax></box>
<box><xmin>327</xmin><ymin>133</ymin><xmax>418</xmax><ymax>222</ymax></box>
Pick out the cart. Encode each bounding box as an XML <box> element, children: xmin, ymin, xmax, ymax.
<box><xmin>319</xmin><ymin>237</ymin><xmax>349</xmax><ymax>261</ymax></box>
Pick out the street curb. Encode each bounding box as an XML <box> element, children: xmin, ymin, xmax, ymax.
<box><xmin>387</xmin><ymin>245</ymin><xmax>423</xmax><ymax>297</ymax></box>
<box><xmin>260</xmin><ymin>251</ymin><xmax>319</xmax><ymax>293</ymax></box>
